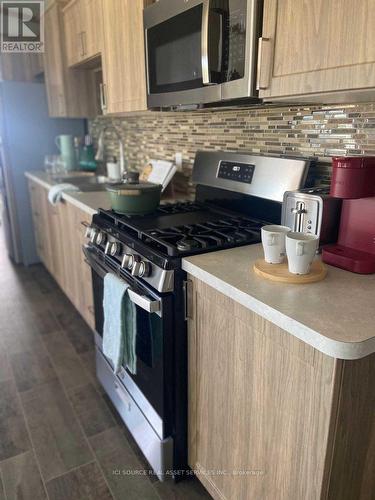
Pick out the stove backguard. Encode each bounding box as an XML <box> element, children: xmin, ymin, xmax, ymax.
<box><xmin>192</xmin><ymin>151</ymin><xmax>312</xmax><ymax>203</ymax></box>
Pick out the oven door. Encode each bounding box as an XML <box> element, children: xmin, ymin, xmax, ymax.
<box><xmin>83</xmin><ymin>245</ymin><xmax>174</xmax><ymax>440</ymax></box>
<box><xmin>144</xmin><ymin>0</ymin><xmax>223</xmax><ymax>107</ymax></box>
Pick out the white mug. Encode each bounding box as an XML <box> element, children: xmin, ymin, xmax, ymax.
<box><xmin>286</xmin><ymin>232</ymin><xmax>319</xmax><ymax>275</ymax></box>
<box><xmin>261</xmin><ymin>225</ymin><xmax>291</xmax><ymax>264</ymax></box>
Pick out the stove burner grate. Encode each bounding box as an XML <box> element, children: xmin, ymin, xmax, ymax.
<box><xmin>144</xmin><ymin>216</ymin><xmax>263</xmax><ymax>255</ymax></box>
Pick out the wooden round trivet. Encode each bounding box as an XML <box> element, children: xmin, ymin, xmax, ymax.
<box><xmin>253</xmin><ymin>259</ymin><xmax>327</xmax><ymax>284</ymax></box>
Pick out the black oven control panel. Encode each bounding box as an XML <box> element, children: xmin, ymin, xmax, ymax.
<box><xmin>217</xmin><ymin>160</ymin><xmax>255</xmax><ymax>184</ymax></box>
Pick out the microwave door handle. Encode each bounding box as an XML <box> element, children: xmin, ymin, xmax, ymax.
<box><xmin>202</xmin><ymin>0</ymin><xmax>222</xmax><ymax>85</ymax></box>
<box><xmin>127</xmin><ymin>289</ymin><xmax>162</xmax><ymax>317</ymax></box>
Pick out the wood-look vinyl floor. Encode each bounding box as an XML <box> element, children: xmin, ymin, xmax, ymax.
<box><xmin>0</xmin><ymin>231</ymin><xmax>211</xmax><ymax>500</ymax></box>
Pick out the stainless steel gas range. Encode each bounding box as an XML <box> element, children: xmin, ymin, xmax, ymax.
<box><xmin>83</xmin><ymin>151</ymin><xmax>311</xmax><ymax>481</ymax></box>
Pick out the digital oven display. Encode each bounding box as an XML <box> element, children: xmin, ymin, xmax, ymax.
<box><xmin>217</xmin><ymin>161</ymin><xmax>255</xmax><ymax>184</ymax></box>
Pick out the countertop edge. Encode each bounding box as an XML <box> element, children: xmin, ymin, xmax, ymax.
<box><xmin>25</xmin><ymin>171</ymin><xmax>97</xmax><ymax>216</ymax></box>
<box><xmin>25</xmin><ymin>171</ymin><xmax>52</xmax><ymax>190</ymax></box>
<box><xmin>182</xmin><ymin>259</ymin><xmax>375</xmax><ymax>360</ymax></box>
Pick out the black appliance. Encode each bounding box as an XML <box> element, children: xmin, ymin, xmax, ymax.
<box><xmin>83</xmin><ymin>151</ymin><xmax>311</xmax><ymax>480</ymax></box>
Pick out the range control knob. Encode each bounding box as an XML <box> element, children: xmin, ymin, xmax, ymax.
<box><xmin>131</xmin><ymin>255</ymin><xmax>142</xmax><ymax>276</ymax></box>
<box><xmin>95</xmin><ymin>231</ymin><xmax>107</xmax><ymax>245</ymax></box>
<box><xmin>104</xmin><ymin>241</ymin><xmax>121</xmax><ymax>256</ymax></box>
<box><xmin>121</xmin><ymin>253</ymin><xmax>134</xmax><ymax>270</ymax></box>
<box><xmin>84</xmin><ymin>225</ymin><xmax>93</xmax><ymax>239</ymax></box>
<box><xmin>139</xmin><ymin>261</ymin><xmax>151</xmax><ymax>278</ymax></box>
<box><xmin>110</xmin><ymin>242</ymin><xmax>122</xmax><ymax>256</ymax></box>
<box><xmin>90</xmin><ymin>229</ymin><xmax>98</xmax><ymax>243</ymax></box>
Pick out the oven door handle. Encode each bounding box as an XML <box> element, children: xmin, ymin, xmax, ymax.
<box><xmin>127</xmin><ymin>289</ymin><xmax>161</xmax><ymax>316</ymax></box>
<box><xmin>83</xmin><ymin>245</ymin><xmax>162</xmax><ymax>317</ymax></box>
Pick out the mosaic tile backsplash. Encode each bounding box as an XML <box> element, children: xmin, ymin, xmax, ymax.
<box><xmin>89</xmin><ymin>102</ymin><xmax>375</xmax><ymax>195</ymax></box>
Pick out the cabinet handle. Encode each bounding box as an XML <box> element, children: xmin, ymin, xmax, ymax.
<box><xmin>99</xmin><ymin>83</ymin><xmax>107</xmax><ymax>112</ymax></box>
<box><xmin>79</xmin><ymin>32</ymin><xmax>85</xmax><ymax>58</ymax></box>
<box><xmin>88</xmin><ymin>305</ymin><xmax>94</xmax><ymax>316</ymax></box>
<box><xmin>256</xmin><ymin>37</ymin><xmax>272</xmax><ymax>91</ymax></box>
<box><xmin>82</xmin><ymin>31</ymin><xmax>86</xmax><ymax>57</ymax></box>
<box><xmin>183</xmin><ymin>279</ymin><xmax>193</xmax><ymax>320</ymax></box>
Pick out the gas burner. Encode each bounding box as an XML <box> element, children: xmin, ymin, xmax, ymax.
<box><xmin>97</xmin><ymin>201</ymin><xmax>265</xmax><ymax>258</ymax></box>
<box><xmin>176</xmin><ymin>238</ymin><xmax>202</xmax><ymax>251</ymax></box>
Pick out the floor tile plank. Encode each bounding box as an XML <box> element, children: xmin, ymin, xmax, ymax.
<box><xmin>0</xmin><ymin>381</ymin><xmax>31</xmax><ymax>462</ymax></box>
<box><xmin>89</xmin><ymin>427</ymin><xmax>160</xmax><ymax>500</ymax></box>
<box><xmin>42</xmin><ymin>332</ymin><xmax>90</xmax><ymax>391</ymax></box>
<box><xmin>68</xmin><ymin>384</ymin><xmax>116</xmax><ymax>437</ymax></box>
<box><xmin>0</xmin><ymin>471</ymin><xmax>5</xmax><ymax>500</ymax></box>
<box><xmin>46</xmin><ymin>462</ymin><xmax>113</xmax><ymax>500</ymax></box>
<box><xmin>154</xmin><ymin>477</ymin><xmax>213</xmax><ymax>500</ymax></box>
<box><xmin>20</xmin><ymin>380</ymin><xmax>93</xmax><ymax>482</ymax></box>
<box><xmin>0</xmin><ymin>450</ymin><xmax>47</xmax><ymax>500</ymax></box>
<box><xmin>0</xmin><ymin>353</ymin><xmax>12</xmax><ymax>384</ymax></box>
<box><xmin>11</xmin><ymin>350</ymin><xmax>57</xmax><ymax>393</ymax></box>
<box><xmin>79</xmin><ymin>350</ymin><xmax>105</xmax><ymax>395</ymax></box>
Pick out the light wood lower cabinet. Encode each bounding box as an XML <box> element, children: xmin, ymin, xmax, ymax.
<box><xmin>187</xmin><ymin>276</ymin><xmax>375</xmax><ymax>500</ymax></box>
<box><xmin>29</xmin><ymin>179</ymin><xmax>95</xmax><ymax>330</ymax></box>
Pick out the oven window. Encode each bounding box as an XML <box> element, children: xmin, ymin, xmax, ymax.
<box><xmin>90</xmin><ymin>265</ymin><xmax>172</xmax><ymax>421</ymax></box>
<box><xmin>128</xmin><ymin>304</ymin><xmax>165</xmax><ymax>418</ymax></box>
<box><xmin>147</xmin><ymin>5</ymin><xmax>204</xmax><ymax>94</ymax></box>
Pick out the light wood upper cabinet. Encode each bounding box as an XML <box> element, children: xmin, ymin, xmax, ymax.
<box><xmin>0</xmin><ymin>53</ymin><xmax>43</xmax><ymax>82</ymax></box>
<box><xmin>258</xmin><ymin>0</ymin><xmax>375</xmax><ymax>102</ymax></box>
<box><xmin>101</xmin><ymin>0</ymin><xmax>148</xmax><ymax>113</ymax></box>
<box><xmin>44</xmin><ymin>3</ymin><xmax>66</xmax><ymax>116</ymax></box>
<box><xmin>44</xmin><ymin>0</ymin><xmax>96</xmax><ymax>117</ymax></box>
<box><xmin>81</xmin><ymin>0</ymin><xmax>102</xmax><ymax>61</ymax></box>
<box><xmin>63</xmin><ymin>0</ymin><xmax>83</xmax><ymax>67</ymax></box>
<box><xmin>63</xmin><ymin>0</ymin><xmax>102</xmax><ymax>66</ymax></box>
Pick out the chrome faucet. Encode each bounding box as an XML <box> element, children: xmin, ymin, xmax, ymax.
<box><xmin>95</xmin><ymin>125</ymin><xmax>125</xmax><ymax>175</ymax></box>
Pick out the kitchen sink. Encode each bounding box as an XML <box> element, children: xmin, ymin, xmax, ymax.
<box><xmin>52</xmin><ymin>175</ymin><xmax>111</xmax><ymax>192</ymax></box>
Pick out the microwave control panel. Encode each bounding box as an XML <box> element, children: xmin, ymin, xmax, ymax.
<box><xmin>217</xmin><ymin>160</ymin><xmax>255</xmax><ymax>184</ymax></box>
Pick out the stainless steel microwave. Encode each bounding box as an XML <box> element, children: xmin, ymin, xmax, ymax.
<box><xmin>143</xmin><ymin>0</ymin><xmax>262</xmax><ymax>108</ymax></box>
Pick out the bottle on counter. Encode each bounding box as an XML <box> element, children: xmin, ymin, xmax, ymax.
<box><xmin>79</xmin><ymin>135</ymin><xmax>97</xmax><ymax>171</ymax></box>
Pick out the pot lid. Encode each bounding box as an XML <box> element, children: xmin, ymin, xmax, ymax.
<box><xmin>106</xmin><ymin>181</ymin><xmax>162</xmax><ymax>192</ymax></box>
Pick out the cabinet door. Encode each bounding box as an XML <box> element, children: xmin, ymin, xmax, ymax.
<box><xmin>44</xmin><ymin>3</ymin><xmax>67</xmax><ymax>116</ymax></box>
<box><xmin>258</xmin><ymin>0</ymin><xmax>375</xmax><ymax>100</ymax></box>
<box><xmin>44</xmin><ymin>1</ymin><xmax>96</xmax><ymax>117</ymax></box>
<box><xmin>0</xmin><ymin>53</ymin><xmax>43</xmax><ymax>81</ymax></box>
<box><xmin>81</xmin><ymin>0</ymin><xmax>102</xmax><ymax>61</ymax></box>
<box><xmin>63</xmin><ymin>0</ymin><xmax>83</xmax><ymax>67</ymax></box>
<box><xmin>47</xmin><ymin>202</ymin><xmax>66</xmax><ymax>289</ymax></box>
<box><xmin>101</xmin><ymin>0</ymin><xmax>148</xmax><ymax>113</ymax></box>
<box><xmin>28</xmin><ymin>181</ymin><xmax>46</xmax><ymax>262</ymax></box>
<box><xmin>75</xmin><ymin>209</ymin><xmax>95</xmax><ymax>329</ymax></box>
<box><xmin>188</xmin><ymin>277</ymin><xmax>337</xmax><ymax>500</ymax></box>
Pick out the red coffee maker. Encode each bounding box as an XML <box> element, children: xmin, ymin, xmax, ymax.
<box><xmin>322</xmin><ymin>156</ymin><xmax>375</xmax><ymax>274</ymax></box>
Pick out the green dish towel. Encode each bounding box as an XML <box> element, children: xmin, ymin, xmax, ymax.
<box><xmin>102</xmin><ymin>273</ymin><xmax>137</xmax><ymax>374</ymax></box>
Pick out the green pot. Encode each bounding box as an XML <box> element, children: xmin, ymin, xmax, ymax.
<box><xmin>106</xmin><ymin>181</ymin><xmax>162</xmax><ymax>215</ymax></box>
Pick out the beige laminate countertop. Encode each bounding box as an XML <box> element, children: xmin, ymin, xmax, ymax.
<box><xmin>25</xmin><ymin>171</ymin><xmax>188</xmax><ymax>215</ymax></box>
<box><xmin>25</xmin><ymin>171</ymin><xmax>112</xmax><ymax>215</ymax></box>
<box><xmin>182</xmin><ymin>244</ymin><xmax>375</xmax><ymax>360</ymax></box>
